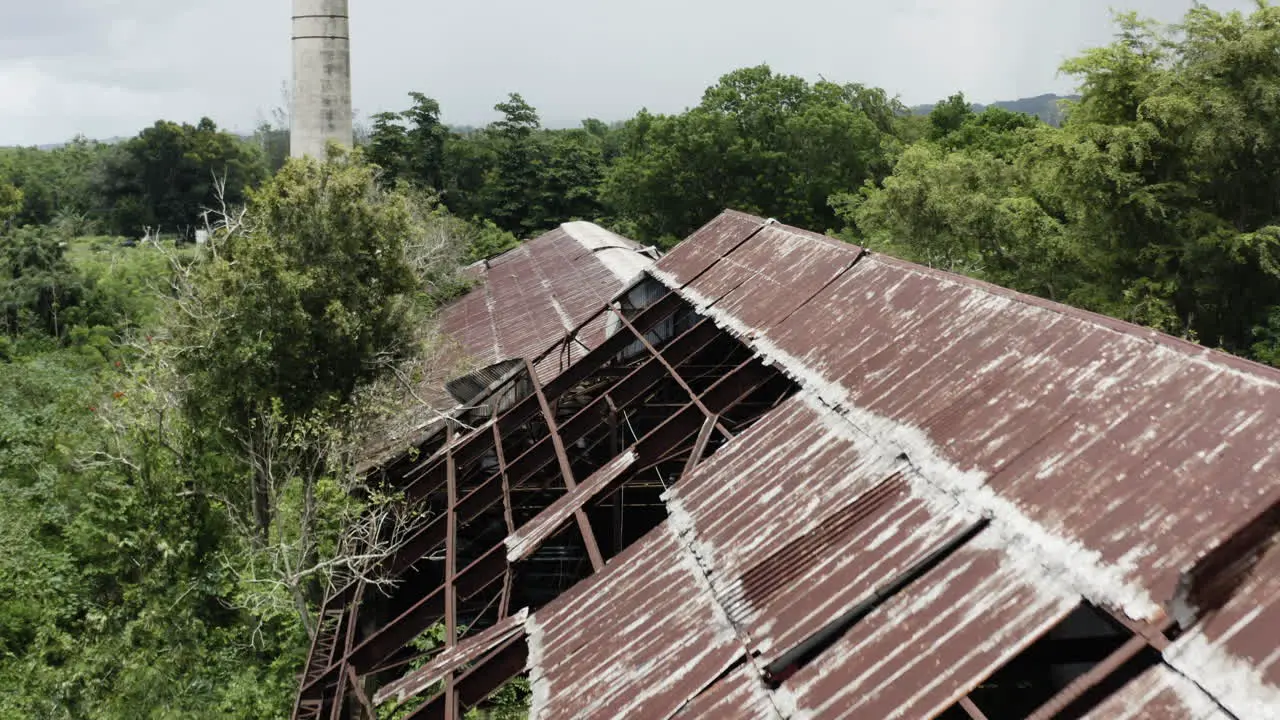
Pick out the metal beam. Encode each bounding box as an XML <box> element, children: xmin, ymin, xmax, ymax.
<box><xmin>611</xmin><ymin>308</ymin><xmax>734</xmax><ymax>438</ymax></box>
<box><xmin>680</xmin><ymin>415</ymin><xmax>718</xmax><ymax>482</ymax></box>
<box><xmin>525</xmin><ymin>358</ymin><xmax>604</xmax><ymax>572</ymax></box>
<box><xmin>958</xmin><ymin>696</ymin><xmax>989</xmax><ymax>720</ymax></box>
<box><xmin>1024</xmin><ymin>633</ymin><xmax>1152</xmax><ymax>720</ymax></box>
<box><xmin>444</xmin><ymin>425</ymin><xmax>458</xmax><ymax>720</ymax></box>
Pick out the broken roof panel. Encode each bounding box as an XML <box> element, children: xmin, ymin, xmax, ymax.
<box><xmin>372</xmin><ymin>608</ymin><xmax>529</xmax><ymax>707</ymax></box>
<box><xmin>1164</xmin><ymin>535</ymin><xmax>1280</xmax><ymax>716</ymax></box>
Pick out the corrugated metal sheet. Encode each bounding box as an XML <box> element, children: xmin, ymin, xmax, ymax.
<box><xmin>525</xmin><ymin>521</ymin><xmax>746</xmax><ymax>720</ymax></box>
<box><xmin>665</xmin><ymin>394</ymin><xmax>980</xmax><ymax>665</ymax></box>
<box><xmin>372</xmin><ymin>608</ymin><xmax>529</xmax><ymax>706</ymax></box>
<box><xmin>439</xmin><ymin>223</ymin><xmax>653</xmax><ymax>373</ymax></box>
<box><xmin>782</xmin><ymin>541</ymin><xmax>1078</xmax><ymax>719</ymax></box>
<box><xmin>673</xmin><ymin>664</ymin><xmax>782</xmax><ymax>719</ymax></box>
<box><xmin>505</xmin><ymin>450</ymin><xmax>637</xmax><ymax>563</ymax></box>
<box><xmin>1081</xmin><ymin>665</ymin><xmax>1233</xmax><ymax>720</ymax></box>
<box><xmin>1163</xmin><ymin>536</ymin><xmax>1280</xmax><ymax>717</ymax></box>
<box><xmin>649</xmin><ymin>210</ymin><xmax>1280</xmax><ymax>714</ymax></box>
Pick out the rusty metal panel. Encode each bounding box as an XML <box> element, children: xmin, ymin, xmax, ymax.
<box><xmin>666</xmin><ymin>394</ymin><xmax>979</xmax><ymax>664</ymax></box>
<box><xmin>782</xmin><ymin>541</ymin><xmax>1078</xmax><ymax>719</ymax></box>
<box><xmin>751</xmin><ymin>254</ymin><xmax>1280</xmax><ymax>608</ymax></box>
<box><xmin>505</xmin><ymin>451</ymin><xmax>637</xmax><ymax>563</ymax></box>
<box><xmin>1163</xmin><ymin>536</ymin><xmax>1280</xmax><ymax>717</ymax></box>
<box><xmin>672</xmin><ymin>664</ymin><xmax>781</xmax><ymax>719</ymax></box>
<box><xmin>525</xmin><ymin>521</ymin><xmax>745</xmax><ymax>720</ymax></box>
<box><xmin>373</xmin><ymin>608</ymin><xmax>529</xmax><ymax>707</ymax></box>
<box><xmin>673</xmin><ymin>224</ymin><xmax>861</xmax><ymax>331</ymax></box>
<box><xmin>1081</xmin><ymin>664</ymin><xmax>1233</xmax><ymax>720</ymax></box>
<box><xmin>651</xmin><ymin>210</ymin><xmax>763</xmax><ymax>287</ymax></box>
<box><xmin>438</xmin><ymin>224</ymin><xmax>651</xmax><ymax>369</ymax></box>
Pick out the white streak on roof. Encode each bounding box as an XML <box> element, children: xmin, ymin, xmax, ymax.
<box><xmin>524</xmin><ymin>613</ymin><xmax>550</xmax><ymax>719</ymax></box>
<box><xmin>540</xmin><ymin>277</ymin><xmax>576</xmax><ymax>334</ymax></box>
<box><xmin>562</xmin><ymin>221</ymin><xmax>654</xmax><ymax>286</ymax></box>
<box><xmin>651</xmin><ymin>265</ymin><xmax>1160</xmax><ymax>621</ymax></box>
<box><xmin>1164</xmin><ymin>631</ymin><xmax>1280</xmax><ymax>720</ymax></box>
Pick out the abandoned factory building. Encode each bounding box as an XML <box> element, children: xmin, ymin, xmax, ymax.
<box><xmin>295</xmin><ymin>211</ymin><xmax>1280</xmax><ymax>720</ymax></box>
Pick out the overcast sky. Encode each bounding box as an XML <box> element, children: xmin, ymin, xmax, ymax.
<box><xmin>0</xmin><ymin>0</ymin><xmax>1259</xmax><ymax>146</ymax></box>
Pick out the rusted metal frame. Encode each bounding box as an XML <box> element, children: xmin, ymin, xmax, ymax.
<box><xmin>346</xmin><ymin>665</ymin><xmax>377</xmax><ymax>720</ymax></box>
<box><xmin>1023</xmin><ymin>632</ymin><xmax>1155</xmax><ymax>720</ymax></box>
<box><xmin>499</xmin><ymin>361</ymin><xmax>775</xmax><ymax>581</ymax></box>
<box><xmin>524</xmin><ymin>357</ymin><xmax>606</xmax><ymax>573</ymax></box>
<box><xmin>490</xmin><ymin>414</ymin><xmax>516</xmax><ymax>621</ymax></box>
<box><xmin>1100</xmin><ymin>607</ymin><xmax>1172</xmax><ymax>652</ymax></box>
<box><xmin>302</xmin><ymin>544</ymin><xmax>508</xmax><ymax>698</ymax></box>
<box><xmin>293</xmin><ymin>601</ymin><xmax>342</xmax><ymax>715</ymax></box>
<box><xmin>405</xmin><ymin>635</ymin><xmax>530</xmax><ymax>720</ymax></box>
<box><xmin>679</xmin><ymin>415</ymin><xmax>719</xmax><ymax>482</ymax></box>
<box><xmin>398</xmin><ymin>317</ymin><xmax>720</xmax><ymax>581</ymax></box>
<box><xmin>610</xmin><ymin>307</ymin><xmax>734</xmax><ymax>438</ymax></box>
<box><xmin>309</xmin><ymin>295</ymin><xmax>692</xmax><ymax>683</ymax></box>
<box><xmin>401</xmin><ymin>306</ymin><xmax>712</xmax><ymax>514</ymax></box>
<box><xmin>607</xmin><ymin>395</ymin><xmax>624</xmax><ymax>554</ymax></box>
<box><xmin>628</xmin><ymin>359</ymin><xmax>777</xmax><ymax>477</ymax></box>
<box><xmin>306</xmin><ymin>297</ymin><xmax>698</xmax><ymax>699</ymax></box>
<box><xmin>629</xmin><ymin>357</ymin><xmax>777</xmax><ymax>476</ymax></box>
<box><xmin>957</xmin><ymin>696</ymin><xmax>989</xmax><ymax>720</ymax></box>
<box><xmin>335</xmin><ymin>583</ymin><xmax>369</xmax><ymax>717</ymax></box>
<box><xmin>324</xmin><ymin>604</ymin><xmax>357</xmax><ymax>712</ymax></box>
<box><xmin>482</xmin><ymin>318</ymin><xmax>720</xmax><ymax>497</ymax></box>
<box><xmin>444</xmin><ymin>424</ymin><xmax>458</xmax><ymax>720</ymax></box>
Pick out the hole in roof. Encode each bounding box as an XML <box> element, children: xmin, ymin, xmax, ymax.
<box><xmin>939</xmin><ymin>602</ymin><xmax>1156</xmax><ymax>720</ymax></box>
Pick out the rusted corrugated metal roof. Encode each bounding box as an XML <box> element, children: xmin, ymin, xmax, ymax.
<box><xmin>525</xmin><ymin>521</ymin><xmax>746</xmax><ymax>719</ymax></box>
<box><xmin>783</xmin><ymin>540</ymin><xmax>1079</xmax><ymax>718</ymax></box>
<box><xmin>664</xmin><ymin>394</ymin><xmax>981</xmax><ymax>666</ymax></box>
<box><xmin>673</xmin><ymin>664</ymin><xmax>782</xmax><ymax>718</ymax></box>
<box><xmin>643</xmin><ymin>210</ymin><xmax>1280</xmax><ymax>717</ymax></box>
<box><xmin>439</xmin><ymin>222</ymin><xmax>654</xmax><ymax>378</ymax></box>
<box><xmin>345</xmin><ymin>210</ymin><xmax>1280</xmax><ymax>718</ymax></box>
<box><xmin>1081</xmin><ymin>665</ymin><xmax>1233</xmax><ymax>719</ymax></box>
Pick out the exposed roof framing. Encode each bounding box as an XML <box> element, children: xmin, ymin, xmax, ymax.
<box><xmin>297</xmin><ymin>211</ymin><xmax>1280</xmax><ymax>720</ymax></box>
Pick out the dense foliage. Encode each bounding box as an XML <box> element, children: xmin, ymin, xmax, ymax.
<box><xmin>6</xmin><ymin>3</ymin><xmax>1280</xmax><ymax>718</ymax></box>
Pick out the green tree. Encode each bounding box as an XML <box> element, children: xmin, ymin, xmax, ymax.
<box><xmin>172</xmin><ymin>150</ymin><xmax>421</xmax><ymax>546</ymax></box>
<box><xmin>96</xmin><ymin>118</ymin><xmax>268</xmax><ymax>238</ymax></box>
<box><xmin>0</xmin><ymin>226</ymin><xmax>84</xmax><ymax>338</ymax></box>
<box><xmin>927</xmin><ymin>92</ymin><xmax>975</xmax><ymax>141</ymax></box>
<box><xmin>603</xmin><ymin>65</ymin><xmax>901</xmax><ymax>243</ymax></box>
<box><xmin>0</xmin><ymin>180</ymin><xmax>21</xmax><ymax>225</ymax></box>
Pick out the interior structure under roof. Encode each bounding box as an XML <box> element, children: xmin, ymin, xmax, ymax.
<box><xmin>294</xmin><ymin>211</ymin><xmax>1280</xmax><ymax>720</ymax></box>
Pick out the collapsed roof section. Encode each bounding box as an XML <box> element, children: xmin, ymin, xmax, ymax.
<box><xmin>296</xmin><ymin>211</ymin><xmax>1280</xmax><ymax>720</ymax></box>
<box><xmin>361</xmin><ymin>222</ymin><xmax>658</xmax><ymax>467</ymax></box>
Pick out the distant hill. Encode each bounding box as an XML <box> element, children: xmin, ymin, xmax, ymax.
<box><xmin>912</xmin><ymin>93</ymin><xmax>1079</xmax><ymax>127</ymax></box>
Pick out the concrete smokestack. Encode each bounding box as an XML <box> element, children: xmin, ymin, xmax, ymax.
<box><xmin>291</xmin><ymin>0</ymin><xmax>353</xmax><ymax>159</ymax></box>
